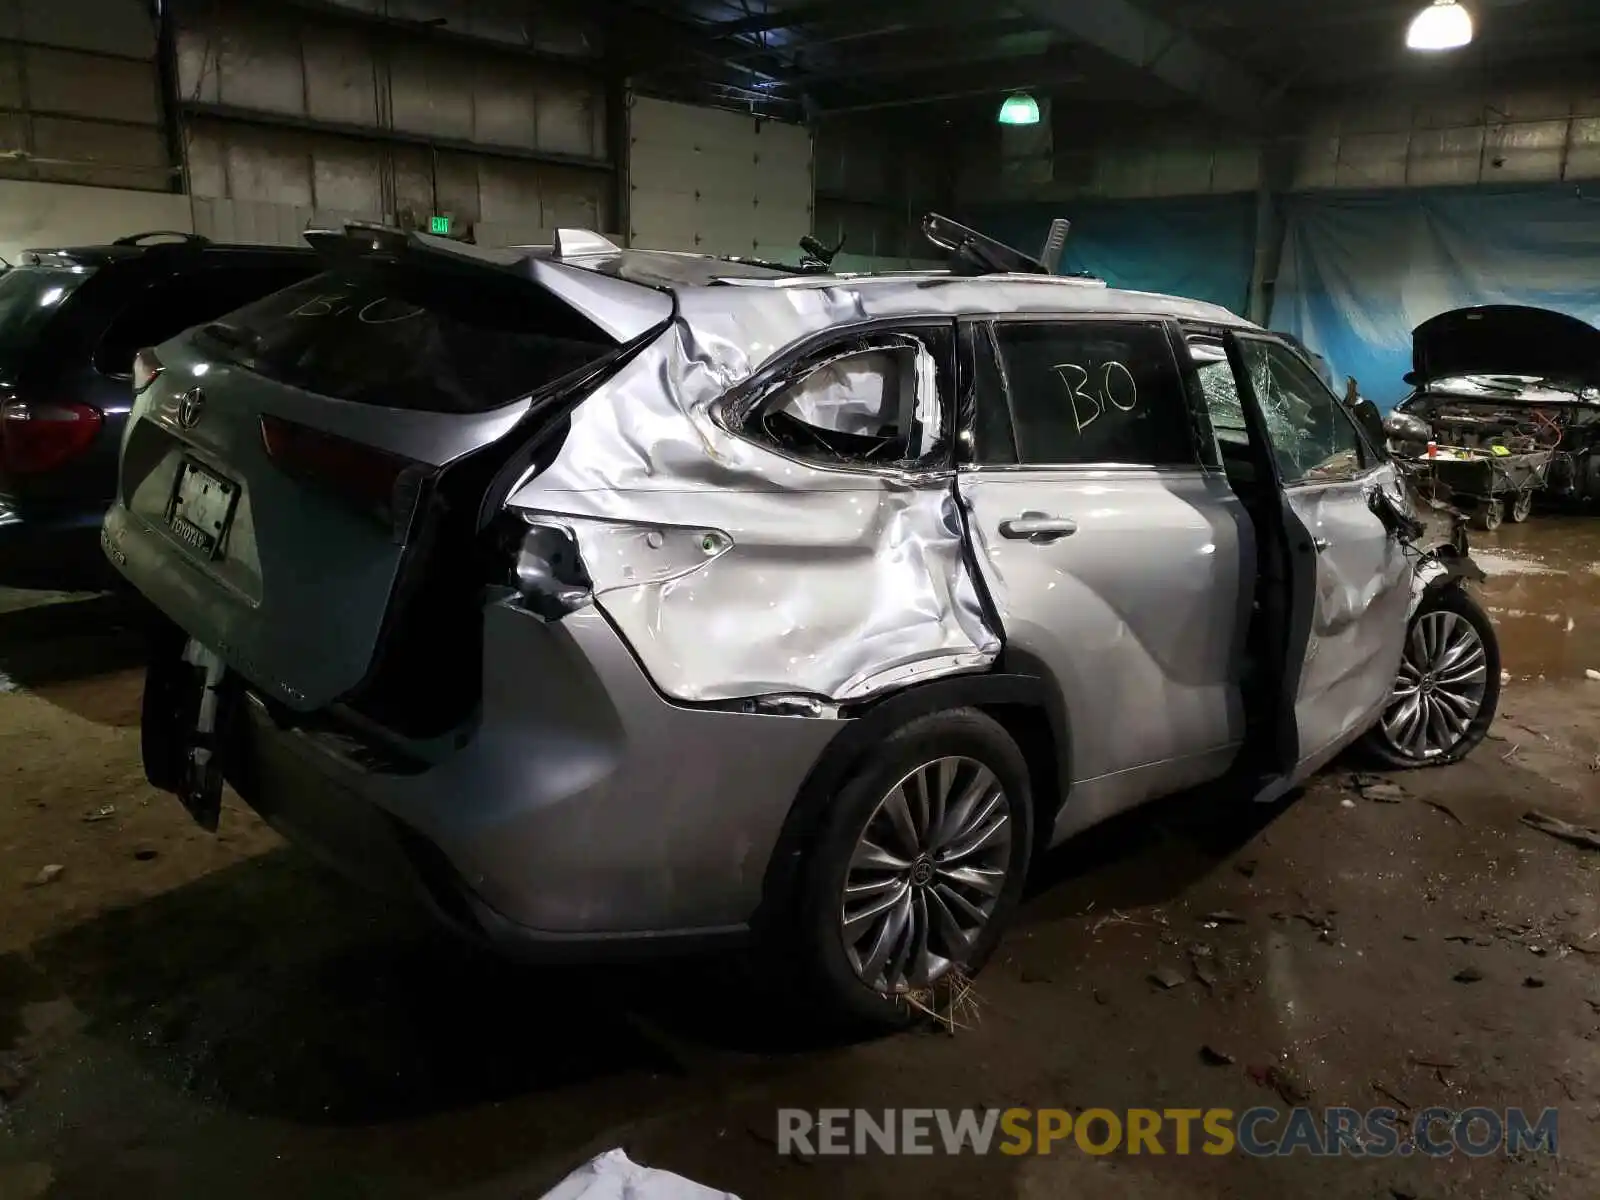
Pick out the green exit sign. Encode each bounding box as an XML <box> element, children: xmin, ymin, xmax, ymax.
<box><xmin>429</xmin><ymin>215</ymin><xmax>451</xmax><ymax>235</ymax></box>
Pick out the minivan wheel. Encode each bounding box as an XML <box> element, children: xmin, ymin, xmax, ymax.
<box><xmin>796</xmin><ymin>709</ymin><xmax>1033</xmax><ymax>1029</ymax></box>
<box><xmin>1358</xmin><ymin>587</ymin><xmax>1500</xmax><ymax>769</ymax></box>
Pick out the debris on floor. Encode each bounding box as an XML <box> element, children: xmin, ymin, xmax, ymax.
<box><xmin>1247</xmin><ymin>1063</ymin><xmax>1312</xmax><ymax>1106</ymax></box>
<box><xmin>1358</xmin><ymin>781</ymin><xmax>1406</xmax><ymax>804</ymax></box>
<box><xmin>539</xmin><ymin>1149</ymin><xmax>738</xmax><ymax>1200</ymax></box>
<box><xmin>1149</xmin><ymin>966</ymin><xmax>1187</xmax><ymax>990</ymax></box>
<box><xmin>25</xmin><ymin>864</ymin><xmax>63</xmax><ymax>888</ymax></box>
<box><xmin>1521</xmin><ymin>810</ymin><xmax>1600</xmax><ymax>852</ymax></box>
<box><xmin>1424</xmin><ymin>799</ymin><xmax>1466</xmax><ymax>825</ymax></box>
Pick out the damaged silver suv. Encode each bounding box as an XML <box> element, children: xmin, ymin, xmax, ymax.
<box><xmin>105</xmin><ymin>216</ymin><xmax>1499</xmax><ymax>1026</ymax></box>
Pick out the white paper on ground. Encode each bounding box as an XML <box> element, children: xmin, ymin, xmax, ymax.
<box><xmin>537</xmin><ymin>1148</ymin><xmax>740</xmax><ymax>1200</ymax></box>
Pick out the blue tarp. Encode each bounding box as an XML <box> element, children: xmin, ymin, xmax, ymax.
<box><xmin>1272</xmin><ymin>185</ymin><xmax>1600</xmax><ymax>409</ymax></box>
<box><xmin>965</xmin><ymin>195</ymin><xmax>1257</xmax><ymax>315</ymax></box>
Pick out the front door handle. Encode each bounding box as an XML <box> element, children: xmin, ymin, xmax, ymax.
<box><xmin>999</xmin><ymin>513</ymin><xmax>1078</xmax><ymax>542</ymax></box>
<box><xmin>1313</xmin><ymin>536</ymin><xmax>1331</xmax><ymax>553</ymax></box>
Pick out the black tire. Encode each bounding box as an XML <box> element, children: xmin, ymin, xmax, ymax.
<box><xmin>794</xmin><ymin>708</ymin><xmax>1034</xmax><ymax>1030</ymax></box>
<box><xmin>1508</xmin><ymin>491</ymin><xmax>1534</xmax><ymax>523</ymax></box>
<box><xmin>1357</xmin><ymin>586</ymin><xmax>1500</xmax><ymax>769</ymax></box>
<box><xmin>1472</xmin><ymin>499</ymin><xmax>1503</xmax><ymax>532</ymax></box>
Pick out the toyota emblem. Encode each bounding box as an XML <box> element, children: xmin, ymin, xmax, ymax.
<box><xmin>177</xmin><ymin>388</ymin><xmax>206</xmax><ymax>430</ymax></box>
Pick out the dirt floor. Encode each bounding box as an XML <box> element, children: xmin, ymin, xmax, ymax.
<box><xmin>2</xmin><ymin>517</ymin><xmax>1600</xmax><ymax>1200</ymax></box>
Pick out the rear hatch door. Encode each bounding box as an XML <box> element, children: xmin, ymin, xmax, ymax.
<box><xmin>107</xmin><ymin>228</ymin><xmax>672</xmax><ymax>712</ymax></box>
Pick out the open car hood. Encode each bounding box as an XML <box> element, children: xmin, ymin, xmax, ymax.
<box><xmin>1409</xmin><ymin>305</ymin><xmax>1600</xmax><ymax>388</ymax></box>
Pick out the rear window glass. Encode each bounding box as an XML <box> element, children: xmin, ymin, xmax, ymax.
<box><xmin>196</xmin><ymin>259</ymin><xmax>617</xmax><ymax>413</ymax></box>
<box><xmin>0</xmin><ymin>266</ymin><xmax>95</xmax><ymax>354</ymax></box>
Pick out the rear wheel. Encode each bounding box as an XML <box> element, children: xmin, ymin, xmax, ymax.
<box><xmin>1358</xmin><ymin>587</ymin><xmax>1500</xmax><ymax>769</ymax></box>
<box><xmin>795</xmin><ymin>709</ymin><xmax>1033</xmax><ymax>1029</ymax></box>
<box><xmin>1508</xmin><ymin>490</ymin><xmax>1534</xmax><ymax>523</ymax></box>
<box><xmin>1472</xmin><ymin>499</ymin><xmax>1503</xmax><ymax>532</ymax></box>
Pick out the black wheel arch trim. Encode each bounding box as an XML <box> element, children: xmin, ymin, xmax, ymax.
<box><xmin>754</xmin><ymin>667</ymin><xmax>1068</xmax><ymax>939</ymax></box>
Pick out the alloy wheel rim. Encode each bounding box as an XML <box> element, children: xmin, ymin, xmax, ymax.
<box><xmin>1381</xmin><ymin>610</ymin><xmax>1488</xmax><ymax>759</ymax></box>
<box><xmin>839</xmin><ymin>756</ymin><xmax>1012</xmax><ymax>995</ymax></box>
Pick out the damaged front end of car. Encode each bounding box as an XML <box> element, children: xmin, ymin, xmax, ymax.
<box><xmin>1370</xmin><ymin>462</ymin><xmax>1486</xmax><ymax>616</ymax></box>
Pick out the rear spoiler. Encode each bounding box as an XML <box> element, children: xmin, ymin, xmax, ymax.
<box><xmin>300</xmin><ymin>223</ymin><xmax>673</xmax><ymax>345</ymax></box>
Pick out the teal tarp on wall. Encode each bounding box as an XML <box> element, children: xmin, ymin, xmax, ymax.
<box><xmin>1272</xmin><ymin>185</ymin><xmax>1600</xmax><ymax>408</ymax></box>
<box><xmin>965</xmin><ymin>195</ymin><xmax>1258</xmax><ymax>316</ymax></box>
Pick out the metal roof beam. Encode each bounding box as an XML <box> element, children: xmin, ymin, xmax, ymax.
<box><xmin>1014</xmin><ymin>0</ymin><xmax>1270</xmax><ymax>120</ymax></box>
<box><xmin>813</xmin><ymin>51</ymin><xmax>1084</xmax><ymax>113</ymax></box>
<box><xmin>710</xmin><ymin>0</ymin><xmax>988</xmax><ymax>38</ymax></box>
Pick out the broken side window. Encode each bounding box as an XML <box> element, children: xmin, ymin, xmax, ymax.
<box><xmin>1239</xmin><ymin>338</ymin><xmax>1369</xmax><ymax>484</ymax></box>
<box><xmin>746</xmin><ymin>327</ymin><xmax>954</xmax><ymax>469</ymax></box>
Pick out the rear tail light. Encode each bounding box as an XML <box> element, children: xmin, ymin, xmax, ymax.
<box><xmin>0</xmin><ymin>401</ymin><xmax>104</xmax><ymax>475</ymax></box>
<box><xmin>259</xmin><ymin>414</ymin><xmax>435</xmax><ymax>542</ymax></box>
<box><xmin>133</xmin><ymin>348</ymin><xmax>164</xmax><ymax>394</ymax></box>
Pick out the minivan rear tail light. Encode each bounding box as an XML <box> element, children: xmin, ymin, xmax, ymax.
<box><xmin>0</xmin><ymin>401</ymin><xmax>104</xmax><ymax>475</ymax></box>
<box><xmin>259</xmin><ymin>414</ymin><xmax>436</xmax><ymax>543</ymax></box>
<box><xmin>133</xmin><ymin>348</ymin><xmax>164</xmax><ymax>394</ymax></box>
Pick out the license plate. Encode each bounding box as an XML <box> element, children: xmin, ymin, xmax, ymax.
<box><xmin>168</xmin><ymin>460</ymin><xmax>238</xmax><ymax>559</ymax></box>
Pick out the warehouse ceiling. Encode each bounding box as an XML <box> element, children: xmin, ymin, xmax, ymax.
<box><xmin>621</xmin><ymin>0</ymin><xmax>1600</xmax><ymax>123</ymax></box>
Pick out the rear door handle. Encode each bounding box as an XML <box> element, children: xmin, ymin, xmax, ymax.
<box><xmin>1313</xmin><ymin>537</ymin><xmax>1331</xmax><ymax>553</ymax></box>
<box><xmin>999</xmin><ymin>514</ymin><xmax>1078</xmax><ymax>542</ymax></box>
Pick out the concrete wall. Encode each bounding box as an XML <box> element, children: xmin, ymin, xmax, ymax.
<box><xmin>0</xmin><ymin>180</ymin><xmax>193</xmax><ymax>264</ymax></box>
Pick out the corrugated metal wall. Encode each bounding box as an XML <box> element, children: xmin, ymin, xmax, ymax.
<box><xmin>1290</xmin><ymin>84</ymin><xmax>1600</xmax><ymax>190</ymax></box>
<box><xmin>962</xmin><ymin>78</ymin><xmax>1600</xmax><ymax>204</ymax></box>
<box><xmin>813</xmin><ymin>116</ymin><xmax>944</xmax><ymax>262</ymax></box>
<box><xmin>0</xmin><ymin>0</ymin><xmax>172</xmax><ymax>190</ymax></box>
<box><xmin>627</xmin><ymin>95</ymin><xmax>812</xmax><ymax>259</ymax></box>
<box><xmin>174</xmin><ymin>0</ymin><xmax>613</xmax><ymax>244</ymax></box>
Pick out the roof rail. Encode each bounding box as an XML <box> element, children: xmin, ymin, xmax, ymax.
<box><xmin>111</xmin><ymin>231</ymin><xmax>210</xmax><ymax>247</ymax></box>
<box><xmin>921</xmin><ymin>213</ymin><xmax>1052</xmax><ymax>277</ymax></box>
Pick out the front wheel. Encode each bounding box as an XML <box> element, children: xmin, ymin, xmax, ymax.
<box><xmin>795</xmin><ymin>709</ymin><xmax>1034</xmax><ymax>1029</ymax></box>
<box><xmin>1508</xmin><ymin>490</ymin><xmax>1534</xmax><ymax>523</ymax></box>
<box><xmin>1472</xmin><ymin>498</ymin><xmax>1504</xmax><ymax>532</ymax></box>
<box><xmin>1358</xmin><ymin>587</ymin><xmax>1500</xmax><ymax>768</ymax></box>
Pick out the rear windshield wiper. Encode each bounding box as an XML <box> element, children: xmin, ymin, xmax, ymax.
<box><xmin>199</xmin><ymin>321</ymin><xmax>265</xmax><ymax>358</ymax></box>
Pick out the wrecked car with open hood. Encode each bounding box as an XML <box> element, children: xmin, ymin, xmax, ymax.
<box><xmin>103</xmin><ymin>215</ymin><xmax>1499</xmax><ymax>1028</ymax></box>
<box><xmin>1387</xmin><ymin>304</ymin><xmax>1600</xmax><ymax>526</ymax></box>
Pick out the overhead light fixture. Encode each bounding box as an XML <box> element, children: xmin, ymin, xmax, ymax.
<box><xmin>997</xmin><ymin>93</ymin><xmax>1040</xmax><ymax>126</ymax></box>
<box><xmin>1406</xmin><ymin>1</ymin><xmax>1473</xmax><ymax>51</ymax></box>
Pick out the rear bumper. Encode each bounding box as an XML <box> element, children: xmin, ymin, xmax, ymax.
<box><xmin>222</xmin><ymin>600</ymin><xmax>849</xmax><ymax>959</ymax></box>
<box><xmin>0</xmin><ymin>499</ymin><xmax>117</xmax><ymax>591</ymax></box>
